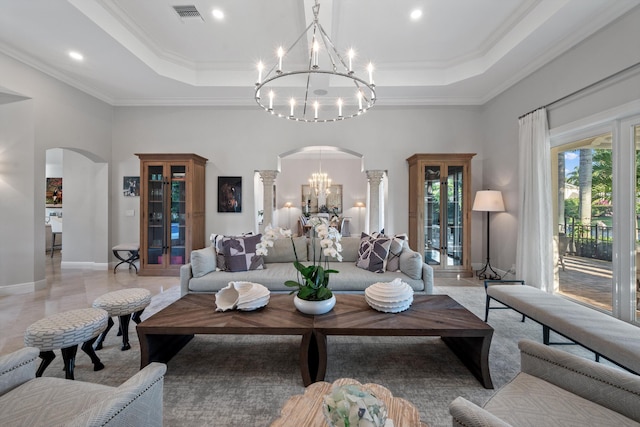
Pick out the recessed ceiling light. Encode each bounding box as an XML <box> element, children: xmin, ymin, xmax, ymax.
<box><xmin>68</xmin><ymin>51</ymin><xmax>84</xmax><ymax>61</ymax></box>
<box><xmin>410</xmin><ymin>9</ymin><xmax>423</xmax><ymax>21</ymax></box>
<box><xmin>212</xmin><ymin>9</ymin><xmax>224</xmax><ymax>20</ymax></box>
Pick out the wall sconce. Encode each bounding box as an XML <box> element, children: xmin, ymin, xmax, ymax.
<box><xmin>283</xmin><ymin>202</ymin><xmax>293</xmax><ymax>229</ymax></box>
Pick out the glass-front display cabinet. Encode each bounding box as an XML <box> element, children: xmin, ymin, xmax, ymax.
<box><xmin>137</xmin><ymin>153</ymin><xmax>207</xmax><ymax>276</ymax></box>
<box><xmin>407</xmin><ymin>153</ymin><xmax>475</xmax><ymax>277</ymax></box>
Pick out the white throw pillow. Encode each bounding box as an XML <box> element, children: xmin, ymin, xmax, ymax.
<box><xmin>190</xmin><ymin>246</ymin><xmax>217</xmax><ymax>278</ymax></box>
<box><xmin>399</xmin><ymin>246</ymin><xmax>423</xmax><ymax>280</ymax></box>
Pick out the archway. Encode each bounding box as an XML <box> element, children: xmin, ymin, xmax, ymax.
<box><xmin>265</xmin><ymin>146</ymin><xmax>368</xmax><ymax>235</ymax></box>
<box><xmin>45</xmin><ymin>148</ymin><xmax>109</xmax><ymax>268</ymax></box>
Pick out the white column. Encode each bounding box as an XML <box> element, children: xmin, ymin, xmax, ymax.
<box><xmin>258</xmin><ymin>170</ymin><xmax>278</xmax><ymax>233</ymax></box>
<box><xmin>366</xmin><ymin>170</ymin><xmax>385</xmax><ymax>233</ymax></box>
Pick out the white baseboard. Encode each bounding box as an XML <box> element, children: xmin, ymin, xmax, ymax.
<box><xmin>0</xmin><ymin>281</ymin><xmax>36</xmax><ymax>296</ymax></box>
<box><xmin>60</xmin><ymin>261</ymin><xmax>109</xmax><ymax>270</ymax></box>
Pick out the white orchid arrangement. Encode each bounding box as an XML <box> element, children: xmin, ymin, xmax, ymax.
<box><xmin>256</xmin><ymin>218</ymin><xmax>342</xmax><ymax>301</ymax></box>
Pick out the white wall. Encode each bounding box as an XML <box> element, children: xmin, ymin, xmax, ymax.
<box><xmin>0</xmin><ymin>98</ymin><xmax>37</xmax><ymax>292</ymax></box>
<box><xmin>111</xmin><ymin>106</ymin><xmax>485</xmax><ymax>255</ymax></box>
<box><xmin>480</xmin><ymin>6</ymin><xmax>640</xmax><ymax>273</ymax></box>
<box><xmin>0</xmin><ymin>51</ymin><xmax>113</xmax><ymax>293</ymax></box>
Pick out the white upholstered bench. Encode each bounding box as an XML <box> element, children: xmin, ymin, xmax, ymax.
<box><xmin>485</xmin><ymin>280</ymin><xmax>640</xmax><ymax>374</ymax></box>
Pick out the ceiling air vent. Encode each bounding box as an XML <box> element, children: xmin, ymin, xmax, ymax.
<box><xmin>172</xmin><ymin>5</ymin><xmax>203</xmax><ymax>22</ymax></box>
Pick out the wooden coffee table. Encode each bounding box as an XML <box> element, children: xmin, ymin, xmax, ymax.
<box><xmin>270</xmin><ymin>378</ymin><xmax>429</xmax><ymax>427</ymax></box>
<box><xmin>136</xmin><ymin>294</ymin><xmax>318</xmax><ymax>385</ymax></box>
<box><xmin>312</xmin><ymin>294</ymin><xmax>494</xmax><ymax>389</ymax></box>
<box><xmin>137</xmin><ymin>293</ymin><xmax>494</xmax><ymax>388</ymax></box>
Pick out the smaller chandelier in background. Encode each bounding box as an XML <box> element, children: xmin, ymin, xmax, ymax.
<box><xmin>309</xmin><ymin>171</ymin><xmax>331</xmax><ymax>198</ymax></box>
<box><xmin>254</xmin><ymin>0</ymin><xmax>376</xmax><ymax>123</ymax></box>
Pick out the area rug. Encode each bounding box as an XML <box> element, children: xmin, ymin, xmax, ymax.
<box><xmin>38</xmin><ymin>284</ymin><xmax>600</xmax><ymax>426</ymax></box>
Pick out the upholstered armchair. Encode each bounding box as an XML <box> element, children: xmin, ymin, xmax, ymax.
<box><xmin>450</xmin><ymin>339</ymin><xmax>640</xmax><ymax>426</ymax></box>
<box><xmin>0</xmin><ymin>347</ymin><xmax>166</xmax><ymax>426</ymax></box>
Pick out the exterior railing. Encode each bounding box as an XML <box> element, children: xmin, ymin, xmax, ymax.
<box><xmin>559</xmin><ymin>218</ymin><xmax>613</xmax><ymax>261</ymax></box>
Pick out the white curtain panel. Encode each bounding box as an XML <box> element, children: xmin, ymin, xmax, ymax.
<box><xmin>516</xmin><ymin>108</ymin><xmax>555</xmax><ymax>292</ymax></box>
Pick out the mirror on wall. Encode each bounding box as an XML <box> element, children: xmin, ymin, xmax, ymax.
<box><xmin>301</xmin><ymin>184</ymin><xmax>342</xmax><ymax>214</ymax></box>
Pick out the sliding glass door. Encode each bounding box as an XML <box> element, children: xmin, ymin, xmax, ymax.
<box><xmin>552</xmin><ymin>133</ymin><xmax>613</xmax><ymax>312</ymax></box>
<box><xmin>551</xmin><ymin>117</ymin><xmax>640</xmax><ymax>323</ymax></box>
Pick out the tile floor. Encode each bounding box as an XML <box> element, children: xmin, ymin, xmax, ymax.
<box><xmin>1</xmin><ymin>251</ymin><xmax>630</xmax><ymax>356</ymax></box>
<box><xmin>0</xmin><ymin>252</ymin><xmax>176</xmax><ymax>354</ymax></box>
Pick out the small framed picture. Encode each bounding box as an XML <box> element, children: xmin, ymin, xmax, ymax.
<box><xmin>218</xmin><ymin>176</ymin><xmax>242</xmax><ymax>212</ymax></box>
<box><xmin>46</xmin><ymin>177</ymin><xmax>63</xmax><ymax>207</ymax></box>
<box><xmin>123</xmin><ymin>176</ymin><xmax>140</xmax><ymax>197</ymax></box>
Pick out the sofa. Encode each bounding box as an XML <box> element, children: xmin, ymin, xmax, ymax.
<box><xmin>0</xmin><ymin>347</ymin><xmax>166</xmax><ymax>426</ymax></box>
<box><xmin>180</xmin><ymin>235</ymin><xmax>434</xmax><ymax>297</ymax></box>
<box><xmin>449</xmin><ymin>339</ymin><xmax>640</xmax><ymax>426</ymax></box>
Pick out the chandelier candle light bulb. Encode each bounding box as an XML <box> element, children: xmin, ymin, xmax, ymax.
<box><xmin>289</xmin><ymin>98</ymin><xmax>295</xmax><ymax>117</ymax></box>
<box><xmin>253</xmin><ymin>0</ymin><xmax>376</xmax><ymax>122</ymax></box>
<box><xmin>269</xmin><ymin>91</ymin><xmax>274</xmax><ymax>110</ymax></box>
<box><xmin>257</xmin><ymin>61</ymin><xmax>264</xmax><ymax>84</ymax></box>
<box><xmin>313</xmin><ymin>40</ymin><xmax>320</xmax><ymax>68</ymax></box>
<box><xmin>277</xmin><ymin>47</ymin><xmax>284</xmax><ymax>73</ymax></box>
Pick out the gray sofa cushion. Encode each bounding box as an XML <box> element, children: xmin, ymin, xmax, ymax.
<box><xmin>188</xmin><ymin>262</ymin><xmax>426</xmax><ymax>293</ymax></box>
<box><xmin>307</xmin><ymin>236</ymin><xmax>361</xmax><ymax>263</ymax></box>
<box><xmin>263</xmin><ymin>236</ymin><xmax>307</xmax><ymax>263</ymax></box>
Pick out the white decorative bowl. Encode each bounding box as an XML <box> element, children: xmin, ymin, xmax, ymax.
<box><xmin>365</xmin><ymin>278</ymin><xmax>414</xmax><ymax>313</ymax></box>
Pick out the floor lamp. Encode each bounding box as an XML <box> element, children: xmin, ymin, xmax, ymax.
<box><xmin>473</xmin><ymin>190</ymin><xmax>505</xmax><ymax>280</ymax></box>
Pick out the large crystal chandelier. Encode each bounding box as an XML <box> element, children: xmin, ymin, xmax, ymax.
<box><xmin>309</xmin><ymin>150</ymin><xmax>331</xmax><ymax>197</ymax></box>
<box><xmin>254</xmin><ymin>0</ymin><xmax>376</xmax><ymax>123</ymax></box>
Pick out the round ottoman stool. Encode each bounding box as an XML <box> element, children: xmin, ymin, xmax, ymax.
<box><xmin>92</xmin><ymin>288</ymin><xmax>152</xmax><ymax>351</ymax></box>
<box><xmin>24</xmin><ymin>308</ymin><xmax>108</xmax><ymax>380</ymax></box>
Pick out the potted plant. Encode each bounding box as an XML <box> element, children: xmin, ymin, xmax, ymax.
<box><xmin>257</xmin><ymin>218</ymin><xmax>342</xmax><ymax>314</ymax></box>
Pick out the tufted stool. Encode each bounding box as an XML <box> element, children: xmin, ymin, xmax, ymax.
<box><xmin>24</xmin><ymin>308</ymin><xmax>108</xmax><ymax>380</ymax></box>
<box><xmin>92</xmin><ymin>288</ymin><xmax>152</xmax><ymax>351</ymax></box>
<box><xmin>112</xmin><ymin>243</ymin><xmax>140</xmax><ymax>273</ymax></box>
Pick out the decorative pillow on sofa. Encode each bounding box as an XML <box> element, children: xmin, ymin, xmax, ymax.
<box><xmin>190</xmin><ymin>246</ymin><xmax>217</xmax><ymax>278</ymax></box>
<box><xmin>211</xmin><ymin>232</ymin><xmax>254</xmax><ymax>271</ymax></box>
<box><xmin>399</xmin><ymin>245</ymin><xmax>423</xmax><ymax>280</ymax></box>
<box><xmin>385</xmin><ymin>233</ymin><xmax>407</xmax><ymax>272</ymax></box>
<box><xmin>221</xmin><ymin>234</ymin><xmax>264</xmax><ymax>272</ymax></box>
<box><xmin>356</xmin><ymin>233</ymin><xmax>391</xmax><ymax>273</ymax></box>
<box><xmin>210</xmin><ymin>233</ymin><xmax>227</xmax><ymax>271</ymax></box>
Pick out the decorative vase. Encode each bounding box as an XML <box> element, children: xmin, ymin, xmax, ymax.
<box><xmin>294</xmin><ymin>294</ymin><xmax>336</xmax><ymax>315</ymax></box>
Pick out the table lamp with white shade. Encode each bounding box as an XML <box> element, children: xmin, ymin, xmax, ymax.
<box><xmin>472</xmin><ymin>190</ymin><xmax>505</xmax><ymax>280</ymax></box>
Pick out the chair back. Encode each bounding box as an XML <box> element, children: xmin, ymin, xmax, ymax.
<box><xmin>50</xmin><ymin>217</ymin><xmax>63</xmax><ymax>233</ymax></box>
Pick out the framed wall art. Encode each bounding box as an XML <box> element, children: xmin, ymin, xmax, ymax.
<box><xmin>218</xmin><ymin>176</ymin><xmax>242</xmax><ymax>212</ymax></box>
<box><xmin>46</xmin><ymin>177</ymin><xmax>62</xmax><ymax>207</ymax></box>
<box><xmin>123</xmin><ymin>176</ymin><xmax>140</xmax><ymax>197</ymax></box>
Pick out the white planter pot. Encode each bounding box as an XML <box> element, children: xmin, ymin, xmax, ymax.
<box><xmin>294</xmin><ymin>294</ymin><xmax>336</xmax><ymax>315</ymax></box>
